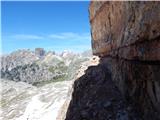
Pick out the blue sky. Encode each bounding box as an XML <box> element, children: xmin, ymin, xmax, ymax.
<box><xmin>1</xmin><ymin>1</ymin><xmax>91</xmax><ymax>54</ymax></box>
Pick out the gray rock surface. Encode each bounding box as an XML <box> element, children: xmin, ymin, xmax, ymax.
<box><xmin>1</xmin><ymin>49</ymin><xmax>91</xmax><ymax>86</ymax></box>
<box><xmin>0</xmin><ymin>49</ymin><xmax>92</xmax><ymax>120</ymax></box>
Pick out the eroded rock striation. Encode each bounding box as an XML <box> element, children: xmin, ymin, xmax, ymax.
<box><xmin>65</xmin><ymin>1</ymin><xmax>160</xmax><ymax>120</ymax></box>
<box><xmin>90</xmin><ymin>1</ymin><xmax>160</xmax><ymax>60</ymax></box>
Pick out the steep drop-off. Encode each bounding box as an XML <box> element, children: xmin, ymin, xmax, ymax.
<box><xmin>65</xmin><ymin>1</ymin><xmax>160</xmax><ymax>120</ymax></box>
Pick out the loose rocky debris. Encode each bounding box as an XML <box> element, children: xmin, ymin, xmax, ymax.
<box><xmin>65</xmin><ymin>64</ymin><xmax>141</xmax><ymax>120</ymax></box>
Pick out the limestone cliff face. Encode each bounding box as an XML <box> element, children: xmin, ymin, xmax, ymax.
<box><xmin>90</xmin><ymin>1</ymin><xmax>160</xmax><ymax>60</ymax></box>
<box><xmin>65</xmin><ymin>1</ymin><xmax>160</xmax><ymax>120</ymax></box>
<box><xmin>89</xmin><ymin>1</ymin><xmax>160</xmax><ymax>118</ymax></box>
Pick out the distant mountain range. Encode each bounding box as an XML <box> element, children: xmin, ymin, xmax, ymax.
<box><xmin>1</xmin><ymin>48</ymin><xmax>92</xmax><ymax>86</ymax></box>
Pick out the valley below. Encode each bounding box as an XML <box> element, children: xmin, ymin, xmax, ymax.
<box><xmin>0</xmin><ymin>49</ymin><xmax>93</xmax><ymax>120</ymax></box>
<box><xmin>0</xmin><ymin>79</ymin><xmax>72</xmax><ymax>120</ymax></box>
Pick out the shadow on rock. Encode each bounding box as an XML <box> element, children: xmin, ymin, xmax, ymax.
<box><xmin>65</xmin><ymin>64</ymin><xmax>141</xmax><ymax>120</ymax></box>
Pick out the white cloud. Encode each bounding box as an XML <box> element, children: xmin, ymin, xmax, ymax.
<box><xmin>10</xmin><ymin>32</ymin><xmax>91</xmax><ymax>41</ymax></box>
<box><xmin>11</xmin><ymin>34</ymin><xmax>44</xmax><ymax>40</ymax></box>
<box><xmin>48</xmin><ymin>32</ymin><xmax>90</xmax><ymax>40</ymax></box>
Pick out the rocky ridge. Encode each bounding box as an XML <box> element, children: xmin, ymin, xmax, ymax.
<box><xmin>1</xmin><ymin>49</ymin><xmax>91</xmax><ymax>86</ymax></box>
<box><xmin>56</xmin><ymin>56</ymin><xmax>100</xmax><ymax>120</ymax></box>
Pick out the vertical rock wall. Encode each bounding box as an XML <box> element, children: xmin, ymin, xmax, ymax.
<box><xmin>64</xmin><ymin>1</ymin><xmax>160</xmax><ymax>120</ymax></box>
<box><xmin>89</xmin><ymin>1</ymin><xmax>160</xmax><ymax>119</ymax></box>
<box><xmin>90</xmin><ymin>1</ymin><xmax>160</xmax><ymax>60</ymax></box>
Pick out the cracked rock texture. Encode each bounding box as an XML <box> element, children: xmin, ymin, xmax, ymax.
<box><xmin>65</xmin><ymin>1</ymin><xmax>160</xmax><ymax>120</ymax></box>
<box><xmin>90</xmin><ymin>1</ymin><xmax>160</xmax><ymax>60</ymax></box>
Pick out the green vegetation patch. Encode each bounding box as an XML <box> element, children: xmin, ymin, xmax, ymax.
<box><xmin>32</xmin><ymin>74</ymin><xmax>68</xmax><ymax>87</ymax></box>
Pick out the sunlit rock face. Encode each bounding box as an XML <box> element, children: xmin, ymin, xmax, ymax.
<box><xmin>0</xmin><ymin>50</ymin><xmax>66</xmax><ymax>85</ymax></box>
<box><xmin>65</xmin><ymin>1</ymin><xmax>160</xmax><ymax>120</ymax></box>
<box><xmin>89</xmin><ymin>1</ymin><xmax>160</xmax><ymax>119</ymax></box>
<box><xmin>1</xmin><ymin>50</ymin><xmax>39</xmax><ymax>71</ymax></box>
<box><xmin>90</xmin><ymin>1</ymin><xmax>160</xmax><ymax>60</ymax></box>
